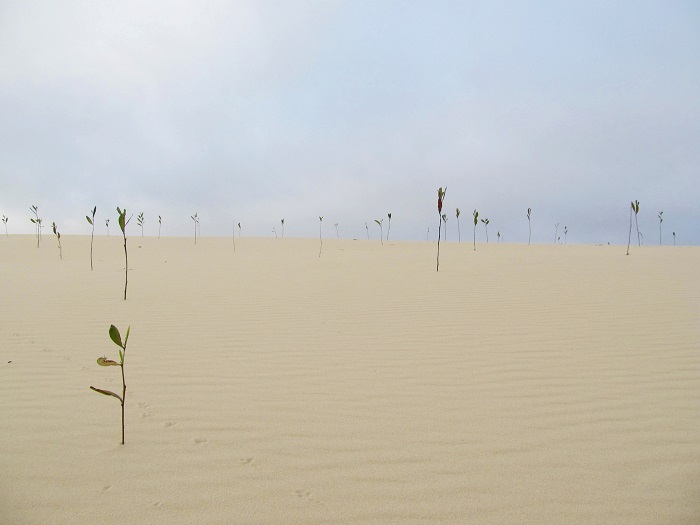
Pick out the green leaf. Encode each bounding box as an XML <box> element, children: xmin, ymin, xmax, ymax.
<box><xmin>124</xmin><ymin>326</ymin><xmax>130</xmax><ymax>346</ymax></box>
<box><xmin>86</xmin><ymin>216</ymin><xmax>93</xmax><ymax>225</ymax></box>
<box><xmin>109</xmin><ymin>325</ymin><xmax>122</xmax><ymax>348</ymax></box>
<box><xmin>30</xmin><ymin>218</ymin><xmax>36</xmax><ymax>223</ymax></box>
<box><xmin>97</xmin><ymin>357</ymin><xmax>120</xmax><ymax>367</ymax></box>
<box><xmin>118</xmin><ymin>349</ymin><xmax>124</xmax><ymax>364</ymax></box>
<box><xmin>90</xmin><ymin>386</ymin><xmax>123</xmax><ymax>402</ymax></box>
<box><xmin>118</xmin><ymin>213</ymin><xmax>126</xmax><ymax>232</ymax></box>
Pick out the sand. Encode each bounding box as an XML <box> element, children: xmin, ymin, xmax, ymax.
<box><xmin>1</xmin><ymin>234</ymin><xmax>699</xmax><ymax>524</ymax></box>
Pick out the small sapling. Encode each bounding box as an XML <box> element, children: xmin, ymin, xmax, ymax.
<box><xmin>481</xmin><ymin>217</ymin><xmax>490</xmax><ymax>243</ymax></box>
<box><xmin>334</xmin><ymin>223</ymin><xmax>339</xmax><ymax>239</ymax></box>
<box><xmin>375</xmin><ymin>219</ymin><xmax>383</xmax><ymax>245</ymax></box>
<box><xmin>527</xmin><ymin>208</ymin><xmax>532</xmax><ymax>245</ymax></box>
<box><xmin>472</xmin><ymin>209</ymin><xmax>478</xmax><ymax>251</ymax></box>
<box><xmin>281</xmin><ymin>218</ymin><xmax>285</xmax><ymax>238</ymax></box>
<box><xmin>30</xmin><ymin>205</ymin><xmax>42</xmax><ymax>248</ymax></box>
<box><xmin>158</xmin><ymin>215</ymin><xmax>162</xmax><ymax>239</ymax></box>
<box><xmin>86</xmin><ymin>206</ymin><xmax>96</xmax><ymax>270</ymax></box>
<box><xmin>116</xmin><ymin>207</ymin><xmax>132</xmax><ymax>300</ymax></box>
<box><xmin>554</xmin><ymin>223</ymin><xmax>559</xmax><ymax>244</ymax></box>
<box><xmin>387</xmin><ymin>213</ymin><xmax>392</xmax><ymax>242</ymax></box>
<box><xmin>237</xmin><ymin>222</ymin><xmax>241</xmax><ymax>238</ymax></box>
<box><xmin>436</xmin><ymin>187</ymin><xmax>446</xmax><ymax>271</ymax></box>
<box><xmin>105</xmin><ymin>218</ymin><xmax>110</xmax><ymax>236</ymax></box>
<box><xmin>627</xmin><ymin>200</ymin><xmax>640</xmax><ymax>255</ymax></box>
<box><xmin>633</xmin><ymin>200</ymin><xmax>640</xmax><ymax>246</ymax></box>
<box><xmin>51</xmin><ymin>222</ymin><xmax>62</xmax><ymax>260</ymax></box>
<box><xmin>658</xmin><ymin>211</ymin><xmax>663</xmax><ymax>245</ymax></box>
<box><xmin>673</xmin><ymin>232</ymin><xmax>676</xmax><ymax>246</ymax></box>
<box><xmin>319</xmin><ymin>216</ymin><xmax>323</xmax><ymax>257</ymax></box>
<box><xmin>137</xmin><ymin>212</ymin><xmax>144</xmax><ymax>237</ymax></box>
<box><xmin>90</xmin><ymin>324</ymin><xmax>131</xmax><ymax>445</ymax></box>
<box><xmin>497</xmin><ymin>231</ymin><xmax>501</xmax><ymax>243</ymax></box>
<box><xmin>365</xmin><ymin>222</ymin><xmax>369</xmax><ymax>240</ymax></box>
<box><xmin>273</xmin><ymin>227</ymin><xmax>277</xmax><ymax>239</ymax></box>
<box><xmin>456</xmin><ymin>208</ymin><xmax>461</xmax><ymax>242</ymax></box>
<box><xmin>2</xmin><ymin>215</ymin><xmax>7</xmax><ymax>236</ymax></box>
<box><xmin>564</xmin><ymin>226</ymin><xmax>568</xmax><ymax>244</ymax></box>
<box><xmin>441</xmin><ymin>214</ymin><xmax>448</xmax><ymax>240</ymax></box>
<box><xmin>191</xmin><ymin>213</ymin><xmax>199</xmax><ymax>244</ymax></box>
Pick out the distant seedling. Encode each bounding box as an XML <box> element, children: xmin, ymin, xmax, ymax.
<box><xmin>658</xmin><ymin>211</ymin><xmax>663</xmax><ymax>245</ymax></box>
<box><xmin>30</xmin><ymin>205</ymin><xmax>42</xmax><ymax>248</ymax></box>
<box><xmin>472</xmin><ymin>209</ymin><xmax>478</xmax><ymax>251</ymax></box>
<box><xmin>497</xmin><ymin>231</ymin><xmax>501</xmax><ymax>243</ymax></box>
<box><xmin>281</xmin><ymin>218</ymin><xmax>285</xmax><ymax>238</ymax></box>
<box><xmin>527</xmin><ymin>208</ymin><xmax>532</xmax><ymax>245</ymax></box>
<box><xmin>117</xmin><ymin>207</ymin><xmax>132</xmax><ymax>300</ymax></box>
<box><xmin>90</xmin><ymin>324</ymin><xmax>131</xmax><ymax>445</ymax></box>
<box><xmin>51</xmin><ymin>222</ymin><xmax>62</xmax><ymax>260</ymax></box>
<box><xmin>481</xmin><ymin>217</ymin><xmax>490</xmax><ymax>243</ymax></box>
<box><xmin>365</xmin><ymin>222</ymin><xmax>369</xmax><ymax>240</ymax></box>
<box><xmin>137</xmin><ymin>212</ymin><xmax>144</xmax><ymax>237</ymax></box>
<box><xmin>319</xmin><ymin>216</ymin><xmax>323</xmax><ymax>257</ymax></box>
<box><xmin>2</xmin><ymin>215</ymin><xmax>7</xmax><ymax>236</ymax></box>
<box><xmin>191</xmin><ymin>213</ymin><xmax>199</xmax><ymax>244</ymax></box>
<box><xmin>86</xmin><ymin>206</ymin><xmax>96</xmax><ymax>270</ymax></box>
<box><xmin>564</xmin><ymin>226</ymin><xmax>568</xmax><ymax>244</ymax></box>
<box><xmin>334</xmin><ymin>222</ymin><xmax>339</xmax><ymax>239</ymax></box>
<box><xmin>237</xmin><ymin>222</ymin><xmax>241</xmax><ymax>238</ymax></box>
<box><xmin>105</xmin><ymin>218</ymin><xmax>110</xmax><ymax>236</ymax></box>
<box><xmin>673</xmin><ymin>232</ymin><xmax>676</xmax><ymax>246</ymax></box>
<box><xmin>436</xmin><ymin>187</ymin><xmax>446</xmax><ymax>271</ymax></box>
<box><xmin>554</xmin><ymin>222</ymin><xmax>559</xmax><ymax>244</ymax></box>
<box><xmin>158</xmin><ymin>215</ymin><xmax>162</xmax><ymax>239</ymax></box>
<box><xmin>387</xmin><ymin>213</ymin><xmax>392</xmax><ymax>242</ymax></box>
<box><xmin>441</xmin><ymin>214</ymin><xmax>448</xmax><ymax>240</ymax></box>
<box><xmin>375</xmin><ymin>219</ymin><xmax>384</xmax><ymax>245</ymax></box>
<box><xmin>627</xmin><ymin>200</ymin><xmax>640</xmax><ymax>255</ymax></box>
<box><xmin>456</xmin><ymin>208</ymin><xmax>461</xmax><ymax>242</ymax></box>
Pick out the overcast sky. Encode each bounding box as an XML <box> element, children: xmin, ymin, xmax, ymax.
<box><xmin>1</xmin><ymin>1</ymin><xmax>698</xmax><ymax>244</ymax></box>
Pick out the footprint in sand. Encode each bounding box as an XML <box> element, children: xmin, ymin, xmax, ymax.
<box><xmin>194</xmin><ymin>437</ymin><xmax>207</xmax><ymax>444</ymax></box>
<box><xmin>238</xmin><ymin>457</ymin><xmax>254</xmax><ymax>466</ymax></box>
<box><xmin>102</xmin><ymin>485</ymin><xmax>112</xmax><ymax>493</ymax></box>
<box><xmin>164</xmin><ymin>421</ymin><xmax>176</xmax><ymax>428</ymax></box>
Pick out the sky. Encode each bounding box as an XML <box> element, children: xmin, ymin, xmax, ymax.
<box><xmin>1</xmin><ymin>1</ymin><xmax>698</xmax><ymax>245</ymax></box>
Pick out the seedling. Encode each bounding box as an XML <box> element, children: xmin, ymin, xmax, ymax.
<box><xmin>334</xmin><ymin>223</ymin><xmax>339</xmax><ymax>239</ymax></box>
<box><xmin>441</xmin><ymin>214</ymin><xmax>448</xmax><ymax>240</ymax></box>
<box><xmin>554</xmin><ymin>222</ymin><xmax>559</xmax><ymax>244</ymax></box>
<box><xmin>497</xmin><ymin>231</ymin><xmax>501</xmax><ymax>243</ymax></box>
<box><xmin>158</xmin><ymin>215</ymin><xmax>162</xmax><ymax>239</ymax></box>
<box><xmin>658</xmin><ymin>211</ymin><xmax>663</xmax><ymax>245</ymax></box>
<box><xmin>237</xmin><ymin>222</ymin><xmax>241</xmax><ymax>238</ymax></box>
<box><xmin>527</xmin><ymin>208</ymin><xmax>532</xmax><ymax>245</ymax></box>
<box><xmin>375</xmin><ymin>219</ymin><xmax>383</xmax><ymax>245</ymax></box>
<box><xmin>472</xmin><ymin>209</ymin><xmax>478</xmax><ymax>251</ymax></box>
<box><xmin>318</xmin><ymin>216</ymin><xmax>323</xmax><ymax>257</ymax></box>
<box><xmin>30</xmin><ymin>205</ymin><xmax>42</xmax><ymax>248</ymax></box>
<box><xmin>456</xmin><ymin>208</ymin><xmax>461</xmax><ymax>242</ymax></box>
<box><xmin>564</xmin><ymin>226</ymin><xmax>568</xmax><ymax>244</ymax></box>
<box><xmin>137</xmin><ymin>212</ymin><xmax>144</xmax><ymax>237</ymax></box>
<box><xmin>51</xmin><ymin>222</ymin><xmax>62</xmax><ymax>260</ymax></box>
<box><xmin>633</xmin><ymin>200</ymin><xmax>641</xmax><ymax>246</ymax></box>
<box><xmin>387</xmin><ymin>213</ymin><xmax>392</xmax><ymax>242</ymax></box>
<box><xmin>481</xmin><ymin>217</ymin><xmax>490</xmax><ymax>243</ymax></box>
<box><xmin>116</xmin><ymin>207</ymin><xmax>132</xmax><ymax>300</ymax></box>
<box><xmin>272</xmin><ymin>227</ymin><xmax>278</xmax><ymax>239</ymax></box>
<box><xmin>627</xmin><ymin>200</ymin><xmax>640</xmax><ymax>255</ymax></box>
<box><xmin>436</xmin><ymin>187</ymin><xmax>446</xmax><ymax>271</ymax></box>
<box><xmin>2</xmin><ymin>215</ymin><xmax>7</xmax><ymax>236</ymax></box>
<box><xmin>105</xmin><ymin>219</ymin><xmax>110</xmax><ymax>236</ymax></box>
<box><xmin>673</xmin><ymin>232</ymin><xmax>676</xmax><ymax>246</ymax></box>
<box><xmin>281</xmin><ymin>219</ymin><xmax>285</xmax><ymax>238</ymax></box>
<box><xmin>90</xmin><ymin>324</ymin><xmax>131</xmax><ymax>445</ymax></box>
<box><xmin>365</xmin><ymin>222</ymin><xmax>369</xmax><ymax>240</ymax></box>
<box><xmin>86</xmin><ymin>206</ymin><xmax>96</xmax><ymax>270</ymax></box>
<box><xmin>191</xmin><ymin>213</ymin><xmax>199</xmax><ymax>244</ymax></box>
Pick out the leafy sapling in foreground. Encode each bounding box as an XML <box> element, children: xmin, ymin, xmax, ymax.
<box><xmin>2</xmin><ymin>215</ymin><xmax>7</xmax><ymax>236</ymax></box>
<box><xmin>30</xmin><ymin>205</ymin><xmax>42</xmax><ymax>248</ymax></box>
<box><xmin>90</xmin><ymin>324</ymin><xmax>131</xmax><ymax>445</ymax></box>
<box><xmin>86</xmin><ymin>206</ymin><xmax>96</xmax><ymax>270</ymax></box>
<box><xmin>473</xmin><ymin>209</ymin><xmax>478</xmax><ymax>251</ymax></box>
<box><xmin>375</xmin><ymin>219</ymin><xmax>383</xmax><ymax>245</ymax></box>
<box><xmin>436</xmin><ymin>187</ymin><xmax>446</xmax><ymax>271</ymax></box>
<box><xmin>137</xmin><ymin>212</ymin><xmax>144</xmax><ymax>237</ymax></box>
<box><xmin>117</xmin><ymin>207</ymin><xmax>132</xmax><ymax>300</ymax></box>
<box><xmin>52</xmin><ymin>222</ymin><xmax>62</xmax><ymax>260</ymax></box>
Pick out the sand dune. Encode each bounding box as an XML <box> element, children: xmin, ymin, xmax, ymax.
<box><xmin>1</xmin><ymin>234</ymin><xmax>699</xmax><ymax>524</ymax></box>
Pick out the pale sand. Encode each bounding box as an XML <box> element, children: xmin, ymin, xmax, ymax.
<box><xmin>1</xmin><ymin>234</ymin><xmax>698</xmax><ymax>524</ymax></box>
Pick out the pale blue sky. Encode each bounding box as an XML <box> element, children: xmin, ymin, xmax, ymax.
<box><xmin>1</xmin><ymin>1</ymin><xmax>698</xmax><ymax>244</ymax></box>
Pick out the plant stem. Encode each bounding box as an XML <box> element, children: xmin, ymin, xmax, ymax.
<box><xmin>123</xmin><ymin>231</ymin><xmax>128</xmax><ymax>300</ymax></box>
